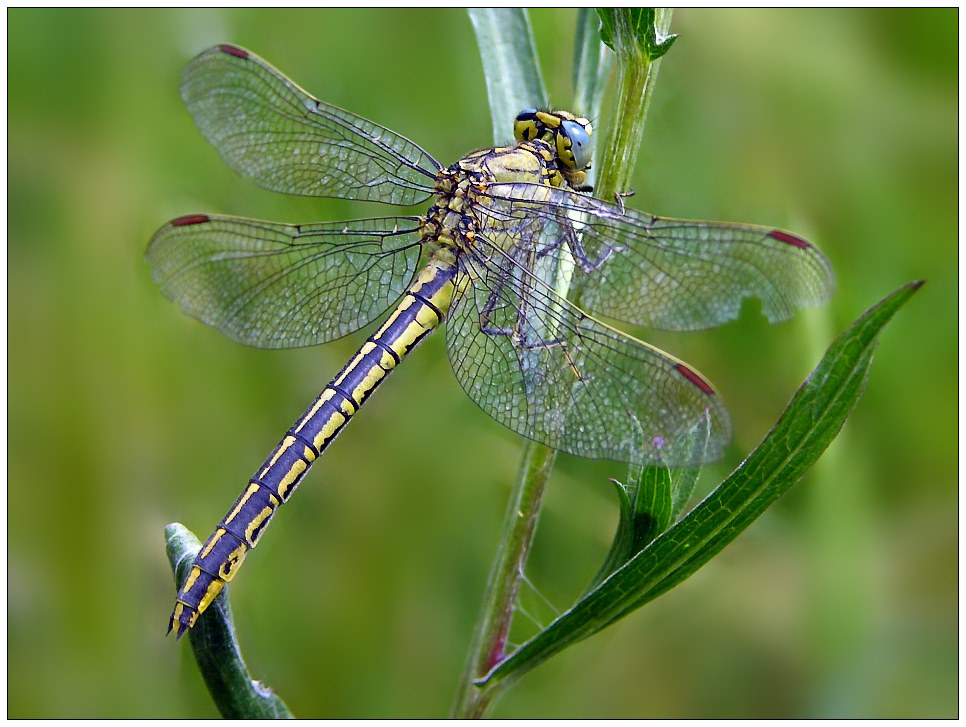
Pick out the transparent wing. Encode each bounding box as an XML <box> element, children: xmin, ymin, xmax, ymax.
<box><xmin>482</xmin><ymin>182</ymin><xmax>834</xmax><ymax>331</ymax></box>
<box><xmin>147</xmin><ymin>214</ymin><xmax>423</xmax><ymax>349</ymax></box>
<box><xmin>444</xmin><ymin>238</ymin><xmax>731</xmax><ymax>466</ymax></box>
<box><xmin>180</xmin><ymin>45</ymin><xmax>440</xmax><ymax>205</ymax></box>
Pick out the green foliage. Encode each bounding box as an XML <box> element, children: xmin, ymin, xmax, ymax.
<box><xmin>597</xmin><ymin>8</ymin><xmax>677</xmax><ymax>61</ymax></box>
<box><xmin>590</xmin><ymin>418</ymin><xmax>709</xmax><ymax>593</ymax></box>
<box><xmin>572</xmin><ymin>8</ymin><xmax>613</xmax><ymax>122</ymax></box>
<box><xmin>457</xmin><ymin>9</ymin><xmax>919</xmax><ymax>715</ymax></box>
<box><xmin>453</xmin><ymin>11</ymin><xmax>558</xmax><ymax>718</ymax></box>
<box><xmin>479</xmin><ymin>281</ymin><xmax>922</xmax><ymax>689</ymax></box>
<box><xmin>467</xmin><ymin>9</ymin><xmax>548</xmax><ymax>141</ymax></box>
<box><xmin>594</xmin><ymin>8</ymin><xmax>674</xmax><ymax>205</ymax></box>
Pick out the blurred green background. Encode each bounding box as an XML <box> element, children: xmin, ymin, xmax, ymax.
<box><xmin>8</xmin><ymin>8</ymin><xmax>956</xmax><ymax>718</ymax></box>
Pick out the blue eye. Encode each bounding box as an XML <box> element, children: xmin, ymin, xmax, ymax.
<box><xmin>560</xmin><ymin>119</ymin><xmax>592</xmax><ymax>170</ymax></box>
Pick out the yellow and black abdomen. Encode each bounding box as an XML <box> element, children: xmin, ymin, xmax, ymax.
<box><xmin>169</xmin><ymin>255</ymin><xmax>457</xmax><ymax>636</ymax></box>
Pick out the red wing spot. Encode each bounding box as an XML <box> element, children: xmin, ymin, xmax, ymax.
<box><xmin>674</xmin><ymin>363</ymin><xmax>715</xmax><ymax>395</ymax></box>
<box><xmin>218</xmin><ymin>44</ymin><xmax>249</xmax><ymax>59</ymax></box>
<box><xmin>769</xmin><ymin>229</ymin><xmax>811</xmax><ymax>249</ymax></box>
<box><xmin>171</xmin><ymin>214</ymin><xmax>210</xmax><ymax>227</ymax></box>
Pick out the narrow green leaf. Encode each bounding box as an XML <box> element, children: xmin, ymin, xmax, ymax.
<box><xmin>590</xmin><ymin>410</ymin><xmax>710</xmax><ymax>589</ymax></box>
<box><xmin>467</xmin><ymin>8</ymin><xmax>548</xmax><ymax>143</ymax></box>
<box><xmin>572</xmin><ymin>8</ymin><xmax>615</xmax><ymax>195</ymax></box>
<box><xmin>165</xmin><ymin>524</ymin><xmax>293</xmax><ymax>719</ymax></box>
<box><xmin>588</xmin><ymin>469</ymin><xmax>673</xmax><ymax>592</ymax></box>
<box><xmin>633</xmin><ymin>467</ymin><xmax>675</xmax><ymax>543</ymax></box>
<box><xmin>587</xmin><ymin>478</ymin><xmax>642</xmax><ymax>593</ymax></box>
<box><xmin>666</xmin><ymin>415</ymin><xmax>710</xmax><ymax>521</ymax></box>
<box><xmin>573</xmin><ymin>8</ymin><xmax>614</xmax><ymax>120</ymax></box>
<box><xmin>670</xmin><ymin>465</ymin><xmax>701</xmax><ymax>522</ymax></box>
<box><xmin>479</xmin><ymin>281</ymin><xmax>924</xmax><ymax>687</ymax></box>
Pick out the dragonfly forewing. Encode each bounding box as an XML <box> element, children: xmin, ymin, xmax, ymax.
<box><xmin>181</xmin><ymin>45</ymin><xmax>441</xmax><ymax>205</ymax></box>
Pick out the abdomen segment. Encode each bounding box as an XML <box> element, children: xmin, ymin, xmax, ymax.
<box><xmin>169</xmin><ymin>257</ymin><xmax>456</xmax><ymax>637</ymax></box>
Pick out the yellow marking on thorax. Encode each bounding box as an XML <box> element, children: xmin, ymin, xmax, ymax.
<box><xmin>475</xmin><ymin>142</ymin><xmax>559</xmax><ymax>186</ymax></box>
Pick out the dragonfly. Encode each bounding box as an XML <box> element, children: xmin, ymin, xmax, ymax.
<box><xmin>149</xmin><ymin>44</ymin><xmax>833</xmax><ymax>638</ymax></box>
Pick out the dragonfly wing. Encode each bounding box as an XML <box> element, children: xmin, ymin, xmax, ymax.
<box><xmin>483</xmin><ymin>183</ymin><xmax>834</xmax><ymax>331</ymax></box>
<box><xmin>148</xmin><ymin>214</ymin><xmax>423</xmax><ymax>348</ymax></box>
<box><xmin>181</xmin><ymin>45</ymin><xmax>440</xmax><ymax>205</ymax></box>
<box><xmin>444</xmin><ymin>241</ymin><xmax>731</xmax><ymax>466</ymax></box>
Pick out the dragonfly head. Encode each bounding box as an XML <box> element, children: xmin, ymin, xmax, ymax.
<box><xmin>514</xmin><ymin>109</ymin><xmax>594</xmax><ymax>173</ymax></box>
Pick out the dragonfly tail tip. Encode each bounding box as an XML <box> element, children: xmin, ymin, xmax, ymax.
<box><xmin>168</xmin><ymin>607</ymin><xmax>195</xmax><ymax>640</ymax></box>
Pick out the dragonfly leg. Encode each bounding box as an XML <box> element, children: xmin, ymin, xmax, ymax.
<box><xmin>477</xmin><ymin>282</ymin><xmax>584</xmax><ymax>383</ymax></box>
<box><xmin>567</xmin><ymin>222</ymin><xmax>625</xmax><ymax>273</ymax></box>
<box><xmin>469</xmin><ymin>238</ymin><xmax>587</xmax><ymax>382</ymax></box>
<box><xmin>528</xmin><ymin>210</ymin><xmax>625</xmax><ymax>274</ymax></box>
<box><xmin>613</xmin><ymin>189</ymin><xmax>635</xmax><ymax>214</ymax></box>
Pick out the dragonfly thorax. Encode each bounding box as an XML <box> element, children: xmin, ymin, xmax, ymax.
<box><xmin>420</xmin><ymin>137</ymin><xmax>571</xmax><ymax>258</ymax></box>
<box><xmin>419</xmin><ymin>165</ymin><xmax>474</xmax><ymax>249</ymax></box>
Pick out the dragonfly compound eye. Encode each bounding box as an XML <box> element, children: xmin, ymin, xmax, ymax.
<box><xmin>513</xmin><ymin>108</ymin><xmax>542</xmax><ymax>142</ymax></box>
<box><xmin>557</xmin><ymin>118</ymin><xmax>593</xmax><ymax>171</ymax></box>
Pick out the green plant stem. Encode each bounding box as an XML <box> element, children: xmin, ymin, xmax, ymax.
<box><xmin>450</xmin><ymin>442</ymin><xmax>557</xmax><ymax>718</ymax></box>
<box><xmin>596</xmin><ymin>9</ymin><xmax>674</xmax><ymax>204</ymax></box>
<box><xmin>454</xmin><ymin>9</ymin><xmax>554</xmax><ymax>718</ymax></box>
<box><xmin>454</xmin><ymin>9</ymin><xmax>674</xmax><ymax>717</ymax></box>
